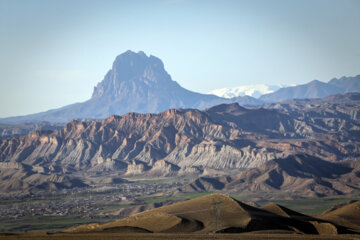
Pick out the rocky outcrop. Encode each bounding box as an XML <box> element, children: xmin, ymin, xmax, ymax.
<box><xmin>0</xmin><ymin>103</ymin><xmax>343</xmax><ymax>175</ymax></box>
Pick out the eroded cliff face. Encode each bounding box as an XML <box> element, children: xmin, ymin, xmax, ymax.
<box><xmin>0</xmin><ymin>98</ymin><xmax>359</xmax><ymax>182</ymax></box>
<box><xmin>179</xmin><ymin>155</ymin><xmax>360</xmax><ymax>198</ymax></box>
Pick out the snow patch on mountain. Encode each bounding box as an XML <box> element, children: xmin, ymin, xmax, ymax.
<box><xmin>208</xmin><ymin>84</ymin><xmax>288</xmax><ymax>98</ymax></box>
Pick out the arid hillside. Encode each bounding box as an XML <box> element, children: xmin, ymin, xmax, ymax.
<box><xmin>179</xmin><ymin>155</ymin><xmax>360</xmax><ymax>198</ymax></box>
<box><xmin>0</xmin><ymin>94</ymin><xmax>359</xmax><ymax>192</ymax></box>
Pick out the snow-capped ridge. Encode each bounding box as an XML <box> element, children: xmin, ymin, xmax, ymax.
<box><xmin>208</xmin><ymin>84</ymin><xmax>287</xmax><ymax>98</ymax></box>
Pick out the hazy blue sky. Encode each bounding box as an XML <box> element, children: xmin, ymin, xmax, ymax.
<box><xmin>0</xmin><ymin>0</ymin><xmax>359</xmax><ymax>118</ymax></box>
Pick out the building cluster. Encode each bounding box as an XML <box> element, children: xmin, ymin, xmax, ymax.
<box><xmin>0</xmin><ymin>181</ymin><xmax>183</xmax><ymax>220</ymax></box>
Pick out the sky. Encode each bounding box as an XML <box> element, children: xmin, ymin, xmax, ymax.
<box><xmin>0</xmin><ymin>0</ymin><xmax>359</xmax><ymax>118</ymax></box>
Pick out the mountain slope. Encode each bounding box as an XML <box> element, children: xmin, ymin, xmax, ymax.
<box><xmin>259</xmin><ymin>80</ymin><xmax>343</xmax><ymax>102</ymax></box>
<box><xmin>328</xmin><ymin>75</ymin><xmax>360</xmax><ymax>93</ymax></box>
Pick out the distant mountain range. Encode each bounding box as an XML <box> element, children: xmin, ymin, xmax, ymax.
<box><xmin>209</xmin><ymin>76</ymin><xmax>360</xmax><ymax>102</ymax></box>
<box><xmin>1</xmin><ymin>50</ymin><xmax>359</xmax><ymax>123</ymax></box>
<box><xmin>259</xmin><ymin>76</ymin><xmax>360</xmax><ymax>102</ymax></box>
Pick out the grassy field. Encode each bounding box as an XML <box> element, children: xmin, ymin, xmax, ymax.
<box><xmin>1</xmin><ymin>232</ymin><xmax>359</xmax><ymax>240</ymax></box>
<box><xmin>0</xmin><ymin>216</ymin><xmax>109</xmax><ymax>233</ymax></box>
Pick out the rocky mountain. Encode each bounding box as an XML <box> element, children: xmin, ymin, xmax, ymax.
<box><xmin>259</xmin><ymin>80</ymin><xmax>342</xmax><ymax>102</ymax></box>
<box><xmin>65</xmin><ymin>193</ymin><xmax>353</xmax><ymax>234</ymax></box>
<box><xmin>0</xmin><ymin>93</ymin><xmax>359</xmax><ymax>192</ymax></box>
<box><xmin>0</xmin><ymin>103</ymin><xmax>301</xmax><ymax>175</ymax></box>
<box><xmin>208</xmin><ymin>75</ymin><xmax>360</xmax><ymax>102</ymax></box>
<box><xmin>208</xmin><ymin>84</ymin><xmax>284</xmax><ymax>98</ymax></box>
<box><xmin>259</xmin><ymin>75</ymin><xmax>360</xmax><ymax>102</ymax></box>
<box><xmin>0</xmin><ymin>51</ymin><xmax>261</xmax><ymax>124</ymax></box>
<box><xmin>180</xmin><ymin>155</ymin><xmax>360</xmax><ymax>198</ymax></box>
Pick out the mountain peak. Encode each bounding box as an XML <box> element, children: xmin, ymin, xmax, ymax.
<box><xmin>137</xmin><ymin>50</ymin><xmax>146</xmax><ymax>56</ymax></box>
<box><xmin>112</xmin><ymin>50</ymin><xmax>148</xmax><ymax>64</ymax></box>
<box><xmin>91</xmin><ymin>50</ymin><xmax>168</xmax><ymax>99</ymax></box>
<box><xmin>308</xmin><ymin>79</ymin><xmax>324</xmax><ymax>85</ymax></box>
<box><xmin>120</xmin><ymin>50</ymin><xmax>147</xmax><ymax>56</ymax></box>
<box><xmin>112</xmin><ymin>50</ymin><xmax>162</xmax><ymax>71</ymax></box>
